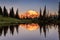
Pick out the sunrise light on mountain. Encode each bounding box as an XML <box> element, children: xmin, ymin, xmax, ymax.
<box><xmin>19</xmin><ymin>10</ymin><xmax>39</xmax><ymax>19</ymax></box>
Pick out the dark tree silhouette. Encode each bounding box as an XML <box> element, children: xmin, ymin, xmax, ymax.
<box><xmin>58</xmin><ymin>2</ymin><xmax>60</xmax><ymax>20</ymax></box>
<box><xmin>10</xmin><ymin>25</ymin><xmax>14</xmax><ymax>35</ymax></box>
<box><xmin>40</xmin><ymin>8</ymin><xmax>42</xmax><ymax>17</ymax></box>
<box><xmin>15</xmin><ymin>9</ymin><xmax>20</xmax><ymax>19</ymax></box>
<box><xmin>3</xmin><ymin>6</ymin><xmax>8</xmax><ymax>17</ymax></box>
<box><xmin>9</xmin><ymin>7</ymin><xmax>15</xmax><ymax>18</ymax></box>
<box><xmin>4</xmin><ymin>26</ymin><xmax>8</xmax><ymax>36</ymax></box>
<box><xmin>43</xmin><ymin>5</ymin><xmax>46</xmax><ymax>17</ymax></box>
<box><xmin>15</xmin><ymin>25</ymin><xmax>19</xmax><ymax>33</ymax></box>
<box><xmin>39</xmin><ymin>8</ymin><xmax>42</xmax><ymax>19</ymax></box>
<box><xmin>0</xmin><ymin>28</ymin><xmax>3</xmax><ymax>36</ymax></box>
<box><xmin>58</xmin><ymin>23</ymin><xmax>60</xmax><ymax>40</ymax></box>
<box><xmin>0</xmin><ymin>6</ymin><xmax>3</xmax><ymax>15</ymax></box>
<box><xmin>38</xmin><ymin>22</ymin><xmax>47</xmax><ymax>38</ymax></box>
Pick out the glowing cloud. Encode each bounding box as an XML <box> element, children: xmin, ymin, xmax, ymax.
<box><xmin>19</xmin><ymin>10</ymin><xmax>39</xmax><ymax>19</ymax></box>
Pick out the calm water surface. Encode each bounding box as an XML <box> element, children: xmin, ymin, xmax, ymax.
<box><xmin>0</xmin><ymin>23</ymin><xmax>59</xmax><ymax>40</ymax></box>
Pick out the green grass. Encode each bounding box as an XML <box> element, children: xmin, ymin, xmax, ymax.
<box><xmin>0</xmin><ymin>15</ymin><xmax>60</xmax><ymax>26</ymax></box>
<box><xmin>0</xmin><ymin>15</ymin><xmax>20</xmax><ymax>22</ymax></box>
<box><xmin>0</xmin><ymin>15</ymin><xmax>34</xmax><ymax>26</ymax></box>
<box><xmin>0</xmin><ymin>15</ymin><xmax>21</xmax><ymax>26</ymax></box>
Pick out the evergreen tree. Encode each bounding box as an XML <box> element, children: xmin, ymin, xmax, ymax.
<box><xmin>9</xmin><ymin>7</ymin><xmax>15</xmax><ymax>18</ymax></box>
<box><xmin>39</xmin><ymin>8</ymin><xmax>42</xmax><ymax>18</ymax></box>
<box><xmin>3</xmin><ymin>6</ymin><xmax>8</xmax><ymax>17</ymax></box>
<box><xmin>58</xmin><ymin>2</ymin><xmax>60</xmax><ymax>19</ymax></box>
<box><xmin>43</xmin><ymin>5</ymin><xmax>46</xmax><ymax>17</ymax></box>
<box><xmin>0</xmin><ymin>6</ymin><xmax>3</xmax><ymax>15</ymax></box>
<box><xmin>15</xmin><ymin>9</ymin><xmax>20</xmax><ymax>19</ymax></box>
<box><xmin>9</xmin><ymin>9</ymin><xmax>12</xmax><ymax>17</ymax></box>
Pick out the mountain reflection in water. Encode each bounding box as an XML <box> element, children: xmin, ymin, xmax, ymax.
<box><xmin>19</xmin><ymin>23</ymin><xmax>39</xmax><ymax>31</ymax></box>
<box><xmin>0</xmin><ymin>23</ymin><xmax>60</xmax><ymax>40</ymax></box>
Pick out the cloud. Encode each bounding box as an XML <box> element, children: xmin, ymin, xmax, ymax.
<box><xmin>19</xmin><ymin>10</ymin><xmax>39</xmax><ymax>19</ymax></box>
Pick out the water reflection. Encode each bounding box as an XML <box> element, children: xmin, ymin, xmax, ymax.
<box><xmin>0</xmin><ymin>25</ymin><xmax>19</xmax><ymax>36</ymax></box>
<box><xmin>19</xmin><ymin>23</ymin><xmax>39</xmax><ymax>31</ymax></box>
<box><xmin>0</xmin><ymin>23</ymin><xmax>60</xmax><ymax>40</ymax></box>
<box><xmin>58</xmin><ymin>23</ymin><xmax>60</xmax><ymax>40</ymax></box>
<box><xmin>38</xmin><ymin>23</ymin><xmax>58</xmax><ymax>38</ymax></box>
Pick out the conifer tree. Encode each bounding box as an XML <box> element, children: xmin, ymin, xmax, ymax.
<box><xmin>0</xmin><ymin>6</ymin><xmax>3</xmax><ymax>15</ymax></box>
<box><xmin>39</xmin><ymin>8</ymin><xmax>42</xmax><ymax>18</ymax></box>
<box><xmin>9</xmin><ymin>7</ymin><xmax>15</xmax><ymax>18</ymax></box>
<box><xmin>3</xmin><ymin>6</ymin><xmax>8</xmax><ymax>17</ymax></box>
<box><xmin>43</xmin><ymin>5</ymin><xmax>46</xmax><ymax>17</ymax></box>
<box><xmin>15</xmin><ymin>9</ymin><xmax>20</xmax><ymax>19</ymax></box>
<box><xmin>58</xmin><ymin>2</ymin><xmax>60</xmax><ymax>19</ymax></box>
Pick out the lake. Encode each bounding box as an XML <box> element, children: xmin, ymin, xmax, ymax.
<box><xmin>0</xmin><ymin>23</ymin><xmax>59</xmax><ymax>40</ymax></box>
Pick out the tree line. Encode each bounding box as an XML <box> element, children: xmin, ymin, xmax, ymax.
<box><xmin>38</xmin><ymin>2</ymin><xmax>60</xmax><ymax>21</ymax></box>
<box><xmin>0</xmin><ymin>2</ymin><xmax>60</xmax><ymax>20</ymax></box>
<box><xmin>0</xmin><ymin>6</ymin><xmax>20</xmax><ymax>19</ymax></box>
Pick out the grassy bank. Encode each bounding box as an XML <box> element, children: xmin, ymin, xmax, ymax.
<box><xmin>0</xmin><ymin>15</ymin><xmax>34</xmax><ymax>26</ymax></box>
<box><xmin>0</xmin><ymin>15</ymin><xmax>60</xmax><ymax>26</ymax></box>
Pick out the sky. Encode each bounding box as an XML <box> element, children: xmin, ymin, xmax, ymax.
<box><xmin>0</xmin><ymin>0</ymin><xmax>59</xmax><ymax>14</ymax></box>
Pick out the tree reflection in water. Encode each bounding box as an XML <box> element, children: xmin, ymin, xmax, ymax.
<box><xmin>58</xmin><ymin>23</ymin><xmax>60</xmax><ymax>40</ymax></box>
<box><xmin>0</xmin><ymin>24</ymin><xmax>19</xmax><ymax>36</ymax></box>
<box><xmin>0</xmin><ymin>23</ymin><xmax>60</xmax><ymax>40</ymax></box>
